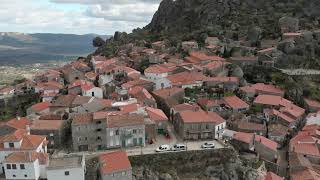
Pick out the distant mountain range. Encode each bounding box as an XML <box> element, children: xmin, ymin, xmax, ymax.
<box><xmin>0</xmin><ymin>32</ymin><xmax>109</xmax><ymax>65</ymax></box>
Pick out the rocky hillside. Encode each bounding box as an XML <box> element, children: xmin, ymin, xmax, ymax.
<box><xmin>129</xmin><ymin>148</ymin><xmax>263</xmax><ymax>180</ymax></box>
<box><xmin>147</xmin><ymin>0</ymin><xmax>320</xmax><ymax>39</ymax></box>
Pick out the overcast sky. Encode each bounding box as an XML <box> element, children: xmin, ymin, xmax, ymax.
<box><xmin>0</xmin><ymin>0</ymin><xmax>161</xmax><ymax>35</ymax></box>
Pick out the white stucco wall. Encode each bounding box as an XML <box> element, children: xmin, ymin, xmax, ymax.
<box><xmin>83</xmin><ymin>87</ymin><xmax>103</xmax><ymax>98</ymax></box>
<box><xmin>47</xmin><ymin>167</ymin><xmax>85</xmax><ymax>180</ymax></box>
<box><xmin>4</xmin><ymin>160</ymin><xmax>40</xmax><ymax>180</ymax></box>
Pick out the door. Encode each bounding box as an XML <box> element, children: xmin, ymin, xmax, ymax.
<box><xmin>139</xmin><ymin>138</ymin><xmax>143</xmax><ymax>145</ymax></box>
<box><xmin>133</xmin><ymin>138</ymin><xmax>137</xmax><ymax>146</ymax></box>
<box><xmin>122</xmin><ymin>140</ymin><xmax>126</xmax><ymax>147</ymax></box>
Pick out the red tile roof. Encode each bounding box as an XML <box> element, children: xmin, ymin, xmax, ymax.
<box><xmin>254</xmin><ymin>95</ymin><xmax>291</xmax><ymax>107</ymax></box>
<box><xmin>240</xmin><ymin>83</ymin><xmax>284</xmax><ymax>96</ymax></box>
<box><xmin>72</xmin><ymin>113</ymin><xmax>93</xmax><ymax>126</ymax></box>
<box><xmin>30</xmin><ymin>102</ymin><xmax>51</xmax><ymax>112</ymax></box>
<box><xmin>107</xmin><ymin>114</ymin><xmax>144</xmax><ymax>128</ymax></box>
<box><xmin>188</xmin><ymin>51</ymin><xmax>225</xmax><ymax>62</ymax></box>
<box><xmin>30</xmin><ymin>120</ymin><xmax>64</xmax><ymax>130</ymax></box>
<box><xmin>4</xmin><ymin>152</ymin><xmax>48</xmax><ymax>164</ymax></box>
<box><xmin>152</xmin><ymin>87</ymin><xmax>184</xmax><ymax>99</ymax></box>
<box><xmin>223</xmin><ymin>96</ymin><xmax>249</xmax><ymax>110</ymax></box>
<box><xmin>305</xmin><ymin>98</ymin><xmax>320</xmax><ymax>109</ymax></box>
<box><xmin>291</xmin><ymin>168</ymin><xmax>320</xmax><ymax>180</ymax></box>
<box><xmin>167</xmin><ymin>71</ymin><xmax>207</xmax><ymax>86</ymax></box>
<box><xmin>144</xmin><ymin>64</ymin><xmax>176</xmax><ymax>74</ymax></box>
<box><xmin>233</xmin><ymin>132</ymin><xmax>254</xmax><ymax>144</ymax></box>
<box><xmin>255</xmin><ymin>135</ymin><xmax>279</xmax><ymax>151</ymax></box>
<box><xmin>205</xmin><ymin>77</ymin><xmax>239</xmax><ymax>83</ymax></box>
<box><xmin>99</xmin><ymin>151</ymin><xmax>131</xmax><ymax>175</ymax></box>
<box><xmin>146</xmin><ymin>107</ymin><xmax>168</xmax><ymax>122</ymax></box>
<box><xmin>6</xmin><ymin>117</ymin><xmax>31</xmax><ymax>130</ymax></box>
<box><xmin>179</xmin><ymin>110</ymin><xmax>224</xmax><ymax>124</ymax></box>
<box><xmin>264</xmin><ymin>172</ymin><xmax>284</xmax><ymax>180</ymax></box>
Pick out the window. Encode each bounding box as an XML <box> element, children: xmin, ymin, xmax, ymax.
<box><xmin>20</xmin><ymin>164</ymin><xmax>25</xmax><ymax>169</ymax></box>
<box><xmin>133</xmin><ymin>129</ymin><xmax>137</xmax><ymax>134</ymax></box>
<box><xmin>115</xmin><ymin>130</ymin><xmax>119</xmax><ymax>135</ymax></box>
<box><xmin>13</xmin><ymin>175</ymin><xmax>16</xmax><ymax>177</ymax></box>
<box><xmin>24</xmin><ymin>175</ymin><xmax>28</xmax><ymax>177</ymax></box>
<box><xmin>110</xmin><ymin>130</ymin><xmax>114</xmax><ymax>136</ymax></box>
<box><xmin>9</xmin><ymin>143</ymin><xmax>14</xmax><ymax>148</ymax></box>
<box><xmin>84</xmin><ymin>137</ymin><xmax>88</xmax><ymax>141</ymax></box>
<box><xmin>65</xmin><ymin>171</ymin><xmax>70</xmax><ymax>176</ymax></box>
<box><xmin>78</xmin><ymin>127</ymin><xmax>81</xmax><ymax>131</ymax></box>
<box><xmin>96</xmin><ymin>128</ymin><xmax>102</xmax><ymax>132</ymax></box>
<box><xmin>12</xmin><ymin>164</ymin><xmax>17</xmax><ymax>169</ymax></box>
<box><xmin>50</xmin><ymin>133</ymin><xmax>54</xmax><ymax>137</ymax></box>
<box><xmin>78</xmin><ymin>137</ymin><xmax>81</xmax><ymax>142</ymax></box>
<box><xmin>6</xmin><ymin>164</ymin><xmax>11</xmax><ymax>169</ymax></box>
<box><xmin>122</xmin><ymin>171</ymin><xmax>126</xmax><ymax>175</ymax></box>
<box><xmin>96</xmin><ymin>121</ymin><xmax>102</xmax><ymax>124</ymax></box>
<box><xmin>97</xmin><ymin>136</ymin><xmax>101</xmax><ymax>140</ymax></box>
<box><xmin>92</xmin><ymin>92</ymin><xmax>95</xmax><ymax>97</ymax></box>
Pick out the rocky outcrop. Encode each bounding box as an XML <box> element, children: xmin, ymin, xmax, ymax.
<box><xmin>147</xmin><ymin>0</ymin><xmax>320</xmax><ymax>39</ymax></box>
<box><xmin>130</xmin><ymin>148</ymin><xmax>262</xmax><ymax>180</ymax></box>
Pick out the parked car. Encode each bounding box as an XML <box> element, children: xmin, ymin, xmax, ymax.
<box><xmin>171</xmin><ymin>144</ymin><xmax>187</xmax><ymax>151</ymax></box>
<box><xmin>156</xmin><ymin>144</ymin><xmax>171</xmax><ymax>152</ymax></box>
<box><xmin>201</xmin><ymin>142</ymin><xmax>215</xmax><ymax>149</ymax></box>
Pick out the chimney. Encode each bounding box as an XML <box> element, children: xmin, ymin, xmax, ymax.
<box><xmin>26</xmin><ymin>125</ymin><xmax>30</xmax><ymax>135</ymax></box>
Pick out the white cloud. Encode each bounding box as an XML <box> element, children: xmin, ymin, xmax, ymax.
<box><xmin>0</xmin><ymin>0</ymin><xmax>161</xmax><ymax>34</ymax></box>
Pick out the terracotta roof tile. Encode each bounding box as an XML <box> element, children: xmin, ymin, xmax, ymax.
<box><xmin>255</xmin><ymin>135</ymin><xmax>279</xmax><ymax>151</ymax></box>
<box><xmin>223</xmin><ymin>96</ymin><xmax>249</xmax><ymax>109</ymax></box>
<box><xmin>107</xmin><ymin>114</ymin><xmax>144</xmax><ymax>128</ymax></box>
<box><xmin>31</xmin><ymin>120</ymin><xmax>65</xmax><ymax>130</ymax></box>
<box><xmin>146</xmin><ymin>107</ymin><xmax>168</xmax><ymax>122</ymax></box>
<box><xmin>233</xmin><ymin>132</ymin><xmax>254</xmax><ymax>144</ymax></box>
<box><xmin>31</xmin><ymin>102</ymin><xmax>51</xmax><ymax>112</ymax></box>
<box><xmin>264</xmin><ymin>171</ymin><xmax>284</xmax><ymax>180</ymax></box>
<box><xmin>99</xmin><ymin>151</ymin><xmax>131</xmax><ymax>175</ymax></box>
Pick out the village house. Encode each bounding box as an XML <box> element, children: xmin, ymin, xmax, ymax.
<box><xmin>71</xmin><ymin>61</ymin><xmax>91</xmax><ymax>73</ymax></box>
<box><xmin>128</xmin><ymin>86</ymin><xmax>157</xmax><ymax>108</ymax></box>
<box><xmin>185</xmin><ymin>51</ymin><xmax>225</xmax><ymax>65</ymax></box>
<box><xmin>289</xmin><ymin>152</ymin><xmax>320</xmax><ymax>180</ymax></box>
<box><xmin>174</xmin><ymin>109</ymin><xmax>226</xmax><ymax>140</ymax></box>
<box><xmin>122</xmin><ymin>79</ymin><xmax>154</xmax><ymax>92</ymax></box>
<box><xmin>229</xmin><ymin>56</ymin><xmax>258</xmax><ymax>66</ymax></box>
<box><xmin>240</xmin><ymin>83</ymin><xmax>284</xmax><ymax>100</ymax></box>
<box><xmin>236</xmin><ymin>121</ymin><xmax>267</xmax><ymax>136</ymax></box>
<box><xmin>306</xmin><ymin>111</ymin><xmax>320</xmax><ymax>126</ymax></box>
<box><xmin>85</xmin><ymin>71</ymin><xmax>98</xmax><ymax>82</ymax></box>
<box><xmin>230</xmin><ymin>132</ymin><xmax>255</xmax><ymax>151</ymax></box>
<box><xmin>71</xmin><ymin>112</ymin><xmax>107</xmax><ymax>151</ymax></box>
<box><xmin>268</xmin><ymin>123</ymin><xmax>290</xmax><ymax>145</ymax></box>
<box><xmin>204</xmin><ymin>77</ymin><xmax>239</xmax><ymax>91</ymax></box>
<box><xmin>30</xmin><ymin>120</ymin><xmax>66</xmax><ymax>149</ymax></box>
<box><xmin>166</xmin><ymin>71</ymin><xmax>207</xmax><ymax>89</ymax></box>
<box><xmin>222</xmin><ymin>96</ymin><xmax>250</xmax><ymax>113</ymax></box>
<box><xmin>255</xmin><ymin>95</ymin><xmax>305</xmax><ymax>127</ymax></box>
<box><xmin>106</xmin><ymin>113</ymin><xmax>145</xmax><ymax>149</ymax></box>
<box><xmin>3</xmin><ymin>152</ymin><xmax>49</xmax><ymax>180</ymax></box>
<box><xmin>61</xmin><ymin>64</ymin><xmax>85</xmax><ymax>84</ymax></box>
<box><xmin>254</xmin><ymin>135</ymin><xmax>279</xmax><ymax>163</ymax></box>
<box><xmin>144</xmin><ymin>63</ymin><xmax>177</xmax><ymax>90</ymax></box>
<box><xmin>152</xmin><ymin>87</ymin><xmax>185</xmax><ymax>117</ymax></box>
<box><xmin>68</xmin><ymin>79</ymin><xmax>93</xmax><ymax>95</ymax></box>
<box><xmin>0</xmin><ymin>130</ymin><xmax>48</xmax><ymax>174</ymax></box>
<box><xmin>50</xmin><ymin>95</ymin><xmax>76</xmax><ymax>113</ymax></box>
<box><xmin>46</xmin><ymin>155</ymin><xmax>86</xmax><ymax>180</ymax></box>
<box><xmin>201</xmin><ymin>61</ymin><xmax>230</xmax><ymax>76</ymax></box>
<box><xmin>34</xmin><ymin>69</ymin><xmax>64</xmax><ymax>85</ymax></box>
<box><xmin>145</xmin><ymin>107</ymin><xmax>169</xmax><ymax>134</ymax></box>
<box><xmin>99</xmin><ymin>151</ymin><xmax>132</xmax><ymax>180</ymax></box>
<box><xmin>151</xmin><ymin>41</ymin><xmax>166</xmax><ymax>52</ymax></box>
<box><xmin>181</xmin><ymin>41</ymin><xmax>199</xmax><ymax>52</ymax></box>
<box><xmin>289</xmin><ymin>124</ymin><xmax>320</xmax><ymax>163</ymax></box>
<box><xmin>304</xmin><ymin>98</ymin><xmax>320</xmax><ymax>113</ymax></box>
<box><xmin>81</xmin><ymin>84</ymin><xmax>103</xmax><ymax>98</ymax></box>
<box><xmin>196</xmin><ymin>98</ymin><xmax>222</xmax><ymax>112</ymax></box>
<box><xmin>26</xmin><ymin>102</ymin><xmax>51</xmax><ymax>116</ymax></box>
<box><xmin>205</xmin><ymin>37</ymin><xmax>220</xmax><ymax>47</ymax></box>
